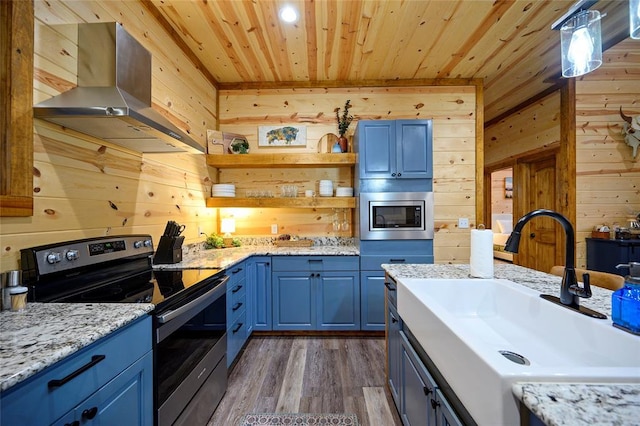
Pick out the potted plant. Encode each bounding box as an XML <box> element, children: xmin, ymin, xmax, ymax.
<box><xmin>335</xmin><ymin>100</ymin><xmax>353</xmax><ymax>152</ymax></box>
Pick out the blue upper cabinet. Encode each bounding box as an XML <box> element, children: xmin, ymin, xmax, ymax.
<box><xmin>396</xmin><ymin>120</ymin><xmax>433</xmax><ymax>179</ymax></box>
<box><xmin>356</xmin><ymin>119</ymin><xmax>432</xmax><ymax>180</ymax></box>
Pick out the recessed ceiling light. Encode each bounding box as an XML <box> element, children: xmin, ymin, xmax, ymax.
<box><xmin>279</xmin><ymin>5</ymin><xmax>298</xmax><ymax>23</ymax></box>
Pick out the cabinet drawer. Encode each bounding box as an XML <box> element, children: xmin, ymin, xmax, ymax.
<box><xmin>228</xmin><ymin>283</ymin><xmax>246</xmax><ymax>325</ymax></box>
<box><xmin>360</xmin><ymin>255</ymin><xmax>433</xmax><ymax>271</ymax></box>
<box><xmin>2</xmin><ymin>316</ymin><xmax>151</xmax><ymax>425</ymax></box>
<box><xmin>272</xmin><ymin>255</ymin><xmax>358</xmax><ymax>272</ymax></box>
<box><xmin>227</xmin><ymin>310</ymin><xmax>247</xmax><ymax>367</ymax></box>
<box><xmin>227</xmin><ymin>263</ymin><xmax>246</xmax><ymax>282</ymax></box>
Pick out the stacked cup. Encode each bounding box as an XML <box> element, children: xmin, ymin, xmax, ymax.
<box><xmin>319</xmin><ymin>180</ymin><xmax>333</xmax><ymax>197</ymax></box>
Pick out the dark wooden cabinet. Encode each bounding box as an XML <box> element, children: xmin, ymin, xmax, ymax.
<box><xmin>586</xmin><ymin>238</ymin><xmax>640</xmax><ymax>275</ymax></box>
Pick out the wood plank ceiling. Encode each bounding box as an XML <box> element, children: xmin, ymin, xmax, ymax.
<box><xmin>147</xmin><ymin>0</ymin><xmax>632</xmax><ymax>123</ymax></box>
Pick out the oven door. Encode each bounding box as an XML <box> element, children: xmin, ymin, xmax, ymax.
<box><xmin>360</xmin><ymin>192</ymin><xmax>434</xmax><ymax>240</ymax></box>
<box><xmin>154</xmin><ymin>274</ymin><xmax>228</xmax><ymax>426</ymax></box>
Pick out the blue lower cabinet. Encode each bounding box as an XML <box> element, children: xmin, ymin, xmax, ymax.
<box><xmin>226</xmin><ymin>261</ymin><xmax>249</xmax><ymax>367</ymax></box>
<box><xmin>227</xmin><ymin>309</ymin><xmax>247</xmax><ymax>365</ymax></box>
<box><xmin>401</xmin><ymin>331</ymin><xmax>437</xmax><ymax>426</ymax></box>
<box><xmin>247</xmin><ymin>256</ymin><xmax>272</xmax><ymax>331</ymax></box>
<box><xmin>271</xmin><ymin>256</ymin><xmax>360</xmax><ymax>331</ymax></box>
<box><xmin>317</xmin><ymin>272</ymin><xmax>360</xmax><ymax>330</ymax></box>
<box><xmin>387</xmin><ymin>303</ymin><xmax>402</xmax><ymax>407</ymax></box>
<box><xmin>60</xmin><ymin>352</ymin><xmax>153</xmax><ymax>426</ymax></box>
<box><xmin>390</xmin><ymin>329</ymin><xmax>464</xmax><ymax>426</ymax></box>
<box><xmin>2</xmin><ymin>316</ymin><xmax>153</xmax><ymax>426</ymax></box>
<box><xmin>272</xmin><ymin>273</ymin><xmax>314</xmax><ymax>330</ymax></box>
<box><xmin>361</xmin><ymin>271</ymin><xmax>386</xmax><ymax>330</ymax></box>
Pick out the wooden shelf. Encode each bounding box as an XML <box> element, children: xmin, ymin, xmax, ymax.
<box><xmin>206</xmin><ymin>153</ymin><xmax>356</xmax><ymax>168</ymax></box>
<box><xmin>206</xmin><ymin>197</ymin><xmax>356</xmax><ymax>209</ymax></box>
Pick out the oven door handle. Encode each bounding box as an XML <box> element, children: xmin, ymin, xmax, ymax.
<box><xmin>157</xmin><ymin>275</ymin><xmax>229</xmax><ymax>324</ymax></box>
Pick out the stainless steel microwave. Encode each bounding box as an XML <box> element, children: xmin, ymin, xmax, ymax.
<box><xmin>359</xmin><ymin>192</ymin><xmax>434</xmax><ymax>240</ymax></box>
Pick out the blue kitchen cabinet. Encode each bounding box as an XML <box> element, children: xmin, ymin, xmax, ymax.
<box><xmin>401</xmin><ymin>331</ymin><xmax>438</xmax><ymax>426</ymax></box>
<box><xmin>360</xmin><ymin>240</ymin><xmax>434</xmax><ymax>331</ymax></box>
<box><xmin>1</xmin><ymin>315</ymin><xmax>153</xmax><ymax>426</ymax></box>
<box><xmin>317</xmin><ymin>272</ymin><xmax>360</xmax><ymax>329</ymax></box>
<box><xmin>226</xmin><ymin>261</ymin><xmax>248</xmax><ymax>367</ymax></box>
<box><xmin>272</xmin><ymin>272</ymin><xmax>315</xmax><ymax>329</ymax></box>
<box><xmin>356</xmin><ymin>119</ymin><xmax>433</xmax><ymax>180</ymax></box>
<box><xmin>246</xmin><ymin>256</ymin><xmax>272</xmax><ymax>331</ymax></box>
<box><xmin>361</xmin><ymin>271</ymin><xmax>386</xmax><ymax>330</ymax></box>
<box><xmin>271</xmin><ymin>256</ymin><xmax>360</xmax><ymax>331</ymax></box>
<box><xmin>387</xmin><ymin>301</ymin><xmax>402</xmax><ymax>407</ymax></box>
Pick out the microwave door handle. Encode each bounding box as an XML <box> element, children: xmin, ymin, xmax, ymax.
<box><xmin>157</xmin><ymin>275</ymin><xmax>229</xmax><ymax>324</ymax></box>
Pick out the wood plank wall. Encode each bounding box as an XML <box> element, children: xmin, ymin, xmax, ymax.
<box><xmin>485</xmin><ymin>38</ymin><xmax>640</xmax><ymax>269</ymax></box>
<box><xmin>485</xmin><ymin>92</ymin><xmax>561</xmax><ymax>168</ymax></box>
<box><xmin>0</xmin><ymin>1</ymin><xmax>479</xmax><ymax>269</ymax></box>
<box><xmin>0</xmin><ymin>1</ymin><xmax>218</xmax><ymax>270</ymax></box>
<box><xmin>218</xmin><ymin>86</ymin><xmax>478</xmax><ymax>263</ymax></box>
<box><xmin>575</xmin><ymin>39</ymin><xmax>640</xmax><ymax>267</ymax></box>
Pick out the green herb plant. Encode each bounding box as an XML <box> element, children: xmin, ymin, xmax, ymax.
<box><xmin>336</xmin><ymin>100</ymin><xmax>353</xmax><ymax>137</ymax></box>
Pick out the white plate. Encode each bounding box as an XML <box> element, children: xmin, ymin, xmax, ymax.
<box><xmin>212</xmin><ymin>184</ymin><xmax>235</xmax><ymax>189</ymax></box>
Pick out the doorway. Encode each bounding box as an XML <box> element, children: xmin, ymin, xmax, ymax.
<box><xmin>513</xmin><ymin>151</ymin><xmax>563</xmax><ymax>273</ymax></box>
<box><xmin>489</xmin><ymin>168</ymin><xmax>513</xmax><ymax>262</ymax></box>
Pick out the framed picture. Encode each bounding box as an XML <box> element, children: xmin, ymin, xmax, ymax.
<box><xmin>258</xmin><ymin>125</ymin><xmax>306</xmax><ymax>147</ymax></box>
<box><xmin>505</xmin><ymin>177</ymin><xmax>513</xmax><ymax>198</ymax></box>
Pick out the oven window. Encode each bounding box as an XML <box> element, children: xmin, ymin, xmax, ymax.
<box><xmin>156</xmin><ymin>294</ymin><xmax>226</xmax><ymax>406</ymax></box>
<box><xmin>372</xmin><ymin>205</ymin><xmax>423</xmax><ymax>229</ymax></box>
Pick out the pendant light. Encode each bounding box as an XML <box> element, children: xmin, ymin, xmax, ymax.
<box><xmin>631</xmin><ymin>0</ymin><xmax>640</xmax><ymax>39</ymax></box>
<box><xmin>560</xmin><ymin>9</ymin><xmax>603</xmax><ymax>77</ymax></box>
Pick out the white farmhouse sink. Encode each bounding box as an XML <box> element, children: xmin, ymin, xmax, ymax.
<box><xmin>397</xmin><ymin>278</ymin><xmax>640</xmax><ymax>426</ymax></box>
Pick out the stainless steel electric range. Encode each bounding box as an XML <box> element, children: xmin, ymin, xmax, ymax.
<box><xmin>20</xmin><ymin>235</ymin><xmax>228</xmax><ymax>426</ymax></box>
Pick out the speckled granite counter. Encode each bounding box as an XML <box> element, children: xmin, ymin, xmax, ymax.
<box><xmin>0</xmin><ymin>303</ymin><xmax>153</xmax><ymax>392</ymax></box>
<box><xmin>513</xmin><ymin>383</ymin><xmax>640</xmax><ymax>426</ymax></box>
<box><xmin>153</xmin><ymin>244</ymin><xmax>360</xmax><ymax>270</ymax></box>
<box><xmin>382</xmin><ymin>263</ymin><xmax>640</xmax><ymax>426</ymax></box>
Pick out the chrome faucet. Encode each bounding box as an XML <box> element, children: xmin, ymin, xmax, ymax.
<box><xmin>504</xmin><ymin>209</ymin><xmax>591</xmax><ymax>307</ymax></box>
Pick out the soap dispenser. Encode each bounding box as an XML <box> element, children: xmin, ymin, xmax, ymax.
<box><xmin>612</xmin><ymin>262</ymin><xmax>640</xmax><ymax>335</ymax></box>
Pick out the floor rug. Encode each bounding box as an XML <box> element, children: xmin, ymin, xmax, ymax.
<box><xmin>239</xmin><ymin>413</ymin><xmax>358</xmax><ymax>425</ymax></box>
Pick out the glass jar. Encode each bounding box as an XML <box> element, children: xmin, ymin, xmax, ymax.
<box><xmin>611</xmin><ymin>275</ymin><xmax>640</xmax><ymax>334</ymax></box>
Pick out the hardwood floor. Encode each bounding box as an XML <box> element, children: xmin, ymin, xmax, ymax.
<box><xmin>208</xmin><ymin>336</ymin><xmax>402</xmax><ymax>426</ymax></box>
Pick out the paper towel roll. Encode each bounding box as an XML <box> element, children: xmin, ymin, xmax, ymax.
<box><xmin>470</xmin><ymin>229</ymin><xmax>494</xmax><ymax>278</ymax></box>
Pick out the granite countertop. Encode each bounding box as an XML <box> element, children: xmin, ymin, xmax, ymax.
<box><xmin>153</xmin><ymin>244</ymin><xmax>360</xmax><ymax>270</ymax></box>
<box><xmin>382</xmin><ymin>263</ymin><xmax>640</xmax><ymax>426</ymax></box>
<box><xmin>0</xmin><ymin>303</ymin><xmax>153</xmax><ymax>393</ymax></box>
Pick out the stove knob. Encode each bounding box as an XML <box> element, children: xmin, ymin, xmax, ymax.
<box><xmin>143</xmin><ymin>240</ymin><xmax>153</xmax><ymax>248</ymax></box>
<box><xmin>65</xmin><ymin>250</ymin><xmax>79</xmax><ymax>261</ymax></box>
<box><xmin>133</xmin><ymin>240</ymin><xmax>143</xmax><ymax>249</ymax></box>
<box><xmin>46</xmin><ymin>252</ymin><xmax>62</xmax><ymax>264</ymax></box>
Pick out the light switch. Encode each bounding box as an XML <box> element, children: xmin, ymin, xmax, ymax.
<box><xmin>271</xmin><ymin>224</ymin><xmax>278</xmax><ymax>234</ymax></box>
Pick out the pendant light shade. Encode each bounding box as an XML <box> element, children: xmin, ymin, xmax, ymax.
<box><xmin>631</xmin><ymin>0</ymin><xmax>640</xmax><ymax>39</ymax></box>
<box><xmin>560</xmin><ymin>9</ymin><xmax>602</xmax><ymax>78</ymax></box>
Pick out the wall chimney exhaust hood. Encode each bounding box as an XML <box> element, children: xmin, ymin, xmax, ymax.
<box><xmin>34</xmin><ymin>22</ymin><xmax>204</xmax><ymax>154</ymax></box>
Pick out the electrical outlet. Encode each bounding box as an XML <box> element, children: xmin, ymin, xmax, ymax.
<box><xmin>271</xmin><ymin>224</ymin><xmax>278</xmax><ymax>234</ymax></box>
<box><xmin>458</xmin><ymin>218</ymin><xmax>470</xmax><ymax>229</ymax></box>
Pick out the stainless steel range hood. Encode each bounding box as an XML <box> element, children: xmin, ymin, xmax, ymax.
<box><xmin>34</xmin><ymin>22</ymin><xmax>204</xmax><ymax>154</ymax></box>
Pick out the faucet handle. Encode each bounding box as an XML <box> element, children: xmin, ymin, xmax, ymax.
<box><xmin>570</xmin><ymin>273</ymin><xmax>592</xmax><ymax>298</ymax></box>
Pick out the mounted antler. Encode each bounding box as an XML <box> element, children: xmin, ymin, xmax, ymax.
<box><xmin>620</xmin><ymin>106</ymin><xmax>634</xmax><ymax>128</ymax></box>
<box><xmin>619</xmin><ymin>106</ymin><xmax>640</xmax><ymax>158</ymax></box>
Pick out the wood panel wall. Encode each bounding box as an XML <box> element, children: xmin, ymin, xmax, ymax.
<box><xmin>0</xmin><ymin>1</ymin><xmax>218</xmax><ymax>270</ymax></box>
<box><xmin>485</xmin><ymin>91</ymin><xmax>561</xmax><ymax>168</ymax></box>
<box><xmin>218</xmin><ymin>86</ymin><xmax>478</xmax><ymax>263</ymax></box>
<box><xmin>575</xmin><ymin>39</ymin><xmax>640</xmax><ymax>268</ymax></box>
